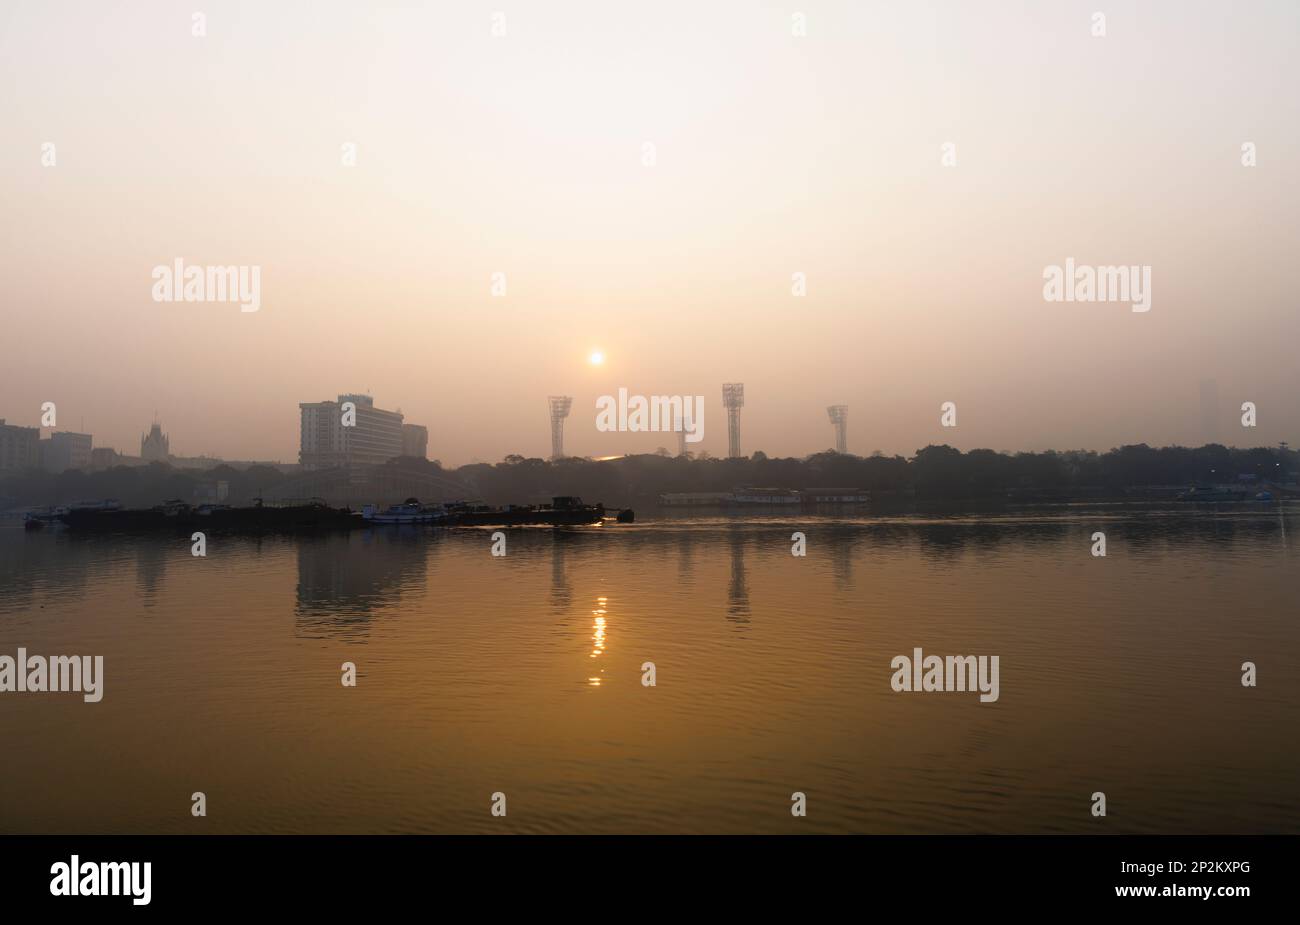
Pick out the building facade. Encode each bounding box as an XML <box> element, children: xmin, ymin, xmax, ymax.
<box><xmin>0</xmin><ymin>419</ymin><xmax>40</xmax><ymax>471</ymax></box>
<box><xmin>41</xmin><ymin>432</ymin><xmax>93</xmax><ymax>474</ymax></box>
<box><xmin>401</xmin><ymin>423</ymin><xmax>428</xmax><ymax>459</ymax></box>
<box><xmin>90</xmin><ymin>447</ymin><xmax>120</xmax><ymax>469</ymax></box>
<box><xmin>299</xmin><ymin>394</ymin><xmax>405</xmax><ymax>470</ymax></box>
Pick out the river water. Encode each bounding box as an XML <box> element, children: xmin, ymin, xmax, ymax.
<box><xmin>1</xmin><ymin>505</ymin><xmax>1296</xmax><ymax>833</ymax></box>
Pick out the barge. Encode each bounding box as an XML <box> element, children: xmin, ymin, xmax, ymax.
<box><xmin>52</xmin><ymin>496</ymin><xmax>626</xmax><ymax>533</ymax></box>
<box><xmin>362</xmin><ymin>496</ymin><xmax>611</xmax><ymax>527</ymax></box>
<box><xmin>58</xmin><ymin>498</ymin><xmax>364</xmax><ymax>533</ymax></box>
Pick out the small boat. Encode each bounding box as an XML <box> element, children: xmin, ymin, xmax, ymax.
<box><xmin>24</xmin><ymin>507</ymin><xmax>66</xmax><ymax>530</ymax></box>
<box><xmin>363</xmin><ymin>498</ymin><xmax>441</xmax><ymax>525</ymax></box>
<box><xmin>28</xmin><ymin>498</ymin><xmax>119</xmax><ymax>529</ymax></box>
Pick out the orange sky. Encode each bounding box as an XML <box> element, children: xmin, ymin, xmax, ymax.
<box><xmin>2</xmin><ymin>1</ymin><xmax>1297</xmax><ymax>464</ymax></box>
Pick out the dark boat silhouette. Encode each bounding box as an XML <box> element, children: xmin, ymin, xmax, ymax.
<box><xmin>58</xmin><ymin>498</ymin><xmax>364</xmax><ymax>533</ymax></box>
<box><xmin>57</xmin><ymin>496</ymin><xmax>625</xmax><ymax>533</ymax></box>
<box><xmin>435</xmin><ymin>496</ymin><xmax>606</xmax><ymax>527</ymax></box>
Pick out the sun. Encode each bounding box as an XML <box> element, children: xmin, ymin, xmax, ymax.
<box><xmin>588</xmin><ymin>350</ymin><xmax>605</xmax><ymax>366</ymax></box>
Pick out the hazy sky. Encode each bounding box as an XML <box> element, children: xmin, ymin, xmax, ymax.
<box><xmin>2</xmin><ymin>1</ymin><xmax>1297</xmax><ymax>465</ymax></box>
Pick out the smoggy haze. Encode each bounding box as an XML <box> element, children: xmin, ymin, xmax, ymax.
<box><xmin>2</xmin><ymin>1</ymin><xmax>1297</xmax><ymax>466</ymax></box>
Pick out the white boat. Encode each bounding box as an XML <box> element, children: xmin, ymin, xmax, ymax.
<box><xmin>362</xmin><ymin>498</ymin><xmax>440</xmax><ymax>524</ymax></box>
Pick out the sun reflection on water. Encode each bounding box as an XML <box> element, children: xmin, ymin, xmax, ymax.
<box><xmin>588</xmin><ymin>595</ymin><xmax>608</xmax><ymax>686</ymax></box>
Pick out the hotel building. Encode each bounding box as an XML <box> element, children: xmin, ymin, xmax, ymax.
<box><xmin>299</xmin><ymin>394</ymin><xmax>406</xmax><ymax>470</ymax></box>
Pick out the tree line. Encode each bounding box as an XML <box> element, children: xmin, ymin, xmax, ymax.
<box><xmin>2</xmin><ymin>443</ymin><xmax>1294</xmax><ymax>510</ymax></box>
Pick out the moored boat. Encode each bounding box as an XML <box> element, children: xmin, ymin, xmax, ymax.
<box><xmin>437</xmin><ymin>496</ymin><xmax>606</xmax><ymax>527</ymax></box>
<box><xmin>24</xmin><ymin>507</ymin><xmax>66</xmax><ymax>530</ymax></box>
<box><xmin>59</xmin><ymin>498</ymin><xmax>363</xmax><ymax>532</ymax></box>
<box><xmin>363</xmin><ymin>498</ymin><xmax>441</xmax><ymax>524</ymax></box>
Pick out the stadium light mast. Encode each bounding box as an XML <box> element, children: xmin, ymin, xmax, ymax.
<box><xmin>548</xmin><ymin>396</ymin><xmax>573</xmax><ymax>460</ymax></box>
<box><xmin>827</xmin><ymin>405</ymin><xmax>848</xmax><ymax>454</ymax></box>
<box><xmin>722</xmin><ymin>383</ymin><xmax>745</xmax><ymax>459</ymax></box>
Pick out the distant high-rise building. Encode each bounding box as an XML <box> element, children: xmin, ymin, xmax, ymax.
<box><xmin>401</xmin><ymin>423</ymin><xmax>429</xmax><ymax>459</ymax></box>
<box><xmin>141</xmin><ymin>422</ymin><xmax>170</xmax><ymax>462</ymax></box>
<box><xmin>0</xmin><ymin>419</ymin><xmax>40</xmax><ymax>471</ymax></box>
<box><xmin>827</xmin><ymin>405</ymin><xmax>848</xmax><ymax>454</ymax></box>
<box><xmin>41</xmin><ymin>432</ymin><xmax>93</xmax><ymax>473</ymax></box>
<box><xmin>299</xmin><ymin>393</ymin><xmax>405</xmax><ymax>470</ymax></box>
<box><xmin>548</xmin><ymin>396</ymin><xmax>573</xmax><ymax>459</ymax></box>
<box><xmin>722</xmin><ymin>383</ymin><xmax>744</xmax><ymax>458</ymax></box>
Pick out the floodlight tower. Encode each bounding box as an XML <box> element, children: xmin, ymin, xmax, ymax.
<box><xmin>827</xmin><ymin>405</ymin><xmax>848</xmax><ymax>454</ymax></box>
<box><xmin>548</xmin><ymin>396</ymin><xmax>573</xmax><ymax>460</ymax></box>
<box><xmin>722</xmin><ymin>383</ymin><xmax>745</xmax><ymax>459</ymax></box>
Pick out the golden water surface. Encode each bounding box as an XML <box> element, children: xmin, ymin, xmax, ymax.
<box><xmin>1</xmin><ymin>507</ymin><xmax>1296</xmax><ymax>833</ymax></box>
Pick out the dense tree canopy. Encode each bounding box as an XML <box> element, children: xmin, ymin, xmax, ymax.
<box><xmin>4</xmin><ymin>444</ymin><xmax>1292</xmax><ymax>509</ymax></box>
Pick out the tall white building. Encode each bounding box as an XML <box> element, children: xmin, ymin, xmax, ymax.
<box><xmin>299</xmin><ymin>394</ymin><xmax>405</xmax><ymax>470</ymax></box>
